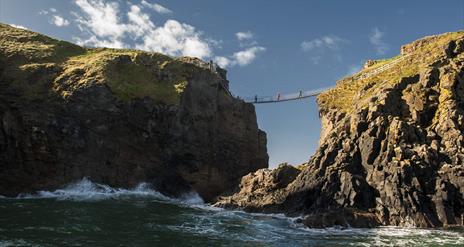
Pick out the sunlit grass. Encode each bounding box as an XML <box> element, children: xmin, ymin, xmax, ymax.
<box><xmin>0</xmin><ymin>23</ymin><xmax>221</xmax><ymax>104</ymax></box>
<box><xmin>317</xmin><ymin>31</ymin><xmax>464</xmax><ymax>113</ymax></box>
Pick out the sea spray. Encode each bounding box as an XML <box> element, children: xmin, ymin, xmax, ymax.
<box><xmin>1</xmin><ymin>186</ymin><xmax>463</xmax><ymax>246</ymax></box>
<box><xmin>14</xmin><ymin>178</ymin><xmax>199</xmax><ymax>203</ymax></box>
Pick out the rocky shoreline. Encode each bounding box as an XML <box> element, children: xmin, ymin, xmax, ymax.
<box><xmin>215</xmin><ymin>31</ymin><xmax>464</xmax><ymax>229</ymax></box>
<box><xmin>1</xmin><ymin>23</ymin><xmax>463</xmax><ymax>229</ymax></box>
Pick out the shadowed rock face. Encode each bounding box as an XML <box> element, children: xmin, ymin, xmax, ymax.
<box><xmin>215</xmin><ymin>31</ymin><xmax>464</xmax><ymax>228</ymax></box>
<box><xmin>0</xmin><ymin>24</ymin><xmax>268</xmax><ymax>202</ymax></box>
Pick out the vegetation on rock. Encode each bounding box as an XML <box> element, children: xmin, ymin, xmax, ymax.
<box><xmin>216</xmin><ymin>30</ymin><xmax>464</xmax><ymax>229</ymax></box>
<box><xmin>318</xmin><ymin>31</ymin><xmax>464</xmax><ymax>113</ymax></box>
<box><xmin>0</xmin><ymin>23</ymin><xmax>268</xmax><ymax>202</ymax></box>
<box><xmin>0</xmin><ymin>23</ymin><xmax>220</xmax><ymax>105</ymax></box>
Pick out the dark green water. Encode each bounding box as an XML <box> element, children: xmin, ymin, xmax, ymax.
<box><xmin>0</xmin><ymin>179</ymin><xmax>463</xmax><ymax>247</ymax></box>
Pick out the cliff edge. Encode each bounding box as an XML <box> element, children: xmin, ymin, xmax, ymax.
<box><xmin>215</xmin><ymin>31</ymin><xmax>464</xmax><ymax>228</ymax></box>
<box><xmin>0</xmin><ymin>24</ymin><xmax>268</xmax><ymax>201</ymax></box>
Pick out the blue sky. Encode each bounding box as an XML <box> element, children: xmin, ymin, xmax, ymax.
<box><xmin>0</xmin><ymin>0</ymin><xmax>462</xmax><ymax>167</ymax></box>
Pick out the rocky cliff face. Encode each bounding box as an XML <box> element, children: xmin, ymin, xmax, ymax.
<box><xmin>216</xmin><ymin>31</ymin><xmax>464</xmax><ymax>228</ymax></box>
<box><xmin>0</xmin><ymin>24</ymin><xmax>268</xmax><ymax>201</ymax></box>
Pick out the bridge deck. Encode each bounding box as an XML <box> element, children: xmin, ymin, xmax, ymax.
<box><xmin>237</xmin><ymin>53</ymin><xmax>410</xmax><ymax>104</ymax></box>
<box><xmin>242</xmin><ymin>88</ymin><xmax>328</xmax><ymax>104</ymax></box>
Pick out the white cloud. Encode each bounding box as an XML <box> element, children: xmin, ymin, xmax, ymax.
<box><xmin>301</xmin><ymin>35</ymin><xmax>346</xmax><ymax>52</ymax></box>
<box><xmin>301</xmin><ymin>35</ymin><xmax>347</xmax><ymax>64</ymax></box>
<box><xmin>141</xmin><ymin>0</ymin><xmax>172</xmax><ymax>14</ymax></box>
<box><xmin>233</xmin><ymin>46</ymin><xmax>265</xmax><ymax>66</ymax></box>
<box><xmin>39</xmin><ymin>7</ymin><xmax>58</xmax><ymax>15</ymax></box>
<box><xmin>66</xmin><ymin>0</ymin><xmax>263</xmax><ymax>67</ymax></box>
<box><xmin>39</xmin><ymin>7</ymin><xmax>70</xmax><ymax>27</ymax></box>
<box><xmin>74</xmin><ymin>35</ymin><xmax>126</xmax><ymax>48</ymax></box>
<box><xmin>52</xmin><ymin>15</ymin><xmax>70</xmax><ymax>27</ymax></box>
<box><xmin>9</xmin><ymin>24</ymin><xmax>28</xmax><ymax>30</ymax></box>
<box><xmin>214</xmin><ymin>56</ymin><xmax>231</xmax><ymax>68</ymax></box>
<box><xmin>72</xmin><ymin>0</ymin><xmax>212</xmax><ymax>59</ymax></box>
<box><xmin>236</xmin><ymin>31</ymin><xmax>258</xmax><ymax>47</ymax></box>
<box><xmin>135</xmin><ymin>20</ymin><xmax>213</xmax><ymax>58</ymax></box>
<box><xmin>369</xmin><ymin>28</ymin><xmax>388</xmax><ymax>55</ymax></box>
<box><xmin>214</xmin><ymin>46</ymin><xmax>265</xmax><ymax>68</ymax></box>
<box><xmin>127</xmin><ymin>5</ymin><xmax>155</xmax><ymax>36</ymax></box>
<box><xmin>74</xmin><ymin>0</ymin><xmax>126</xmax><ymax>45</ymax></box>
<box><xmin>236</xmin><ymin>31</ymin><xmax>253</xmax><ymax>41</ymax></box>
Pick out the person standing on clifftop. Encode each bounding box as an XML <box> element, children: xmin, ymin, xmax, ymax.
<box><xmin>209</xmin><ymin>60</ymin><xmax>214</xmax><ymax>71</ymax></box>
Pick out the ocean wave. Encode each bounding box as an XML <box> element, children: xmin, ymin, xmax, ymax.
<box><xmin>176</xmin><ymin>191</ymin><xmax>204</xmax><ymax>205</ymax></box>
<box><xmin>289</xmin><ymin>226</ymin><xmax>464</xmax><ymax>246</ymax></box>
<box><xmin>11</xmin><ymin>178</ymin><xmax>203</xmax><ymax>204</ymax></box>
<box><xmin>0</xmin><ymin>239</ymin><xmax>39</xmax><ymax>247</ymax></box>
<box><xmin>1</xmin><ymin>179</ymin><xmax>463</xmax><ymax>246</ymax></box>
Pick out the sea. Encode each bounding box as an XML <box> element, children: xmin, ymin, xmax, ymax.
<box><xmin>0</xmin><ymin>178</ymin><xmax>462</xmax><ymax>247</ymax></box>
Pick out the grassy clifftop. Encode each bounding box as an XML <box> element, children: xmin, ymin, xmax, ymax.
<box><xmin>317</xmin><ymin>31</ymin><xmax>464</xmax><ymax>113</ymax></box>
<box><xmin>0</xmin><ymin>23</ymin><xmax>215</xmax><ymax>104</ymax></box>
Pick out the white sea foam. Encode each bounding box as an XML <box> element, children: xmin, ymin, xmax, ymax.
<box><xmin>176</xmin><ymin>191</ymin><xmax>204</xmax><ymax>205</ymax></box>
<box><xmin>0</xmin><ymin>239</ymin><xmax>34</xmax><ymax>247</ymax></box>
<box><xmin>13</xmin><ymin>178</ymin><xmax>202</xmax><ymax>204</ymax></box>
<box><xmin>2</xmin><ymin>179</ymin><xmax>463</xmax><ymax>246</ymax></box>
<box><xmin>291</xmin><ymin>225</ymin><xmax>464</xmax><ymax>246</ymax></box>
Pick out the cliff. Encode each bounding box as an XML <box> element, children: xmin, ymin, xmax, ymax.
<box><xmin>215</xmin><ymin>31</ymin><xmax>464</xmax><ymax>228</ymax></box>
<box><xmin>0</xmin><ymin>24</ymin><xmax>268</xmax><ymax>201</ymax></box>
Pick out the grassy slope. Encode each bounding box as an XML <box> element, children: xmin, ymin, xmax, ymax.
<box><xmin>317</xmin><ymin>31</ymin><xmax>464</xmax><ymax>113</ymax></box>
<box><xmin>0</xmin><ymin>23</ymin><xmax>211</xmax><ymax>105</ymax></box>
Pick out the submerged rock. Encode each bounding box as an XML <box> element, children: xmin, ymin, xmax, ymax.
<box><xmin>0</xmin><ymin>24</ymin><xmax>268</xmax><ymax>201</ymax></box>
<box><xmin>215</xmin><ymin>31</ymin><xmax>464</xmax><ymax>228</ymax></box>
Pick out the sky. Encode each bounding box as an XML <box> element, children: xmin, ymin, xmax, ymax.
<box><xmin>0</xmin><ymin>0</ymin><xmax>463</xmax><ymax>167</ymax></box>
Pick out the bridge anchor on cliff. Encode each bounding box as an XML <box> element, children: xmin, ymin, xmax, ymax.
<box><xmin>233</xmin><ymin>53</ymin><xmax>412</xmax><ymax>104</ymax></box>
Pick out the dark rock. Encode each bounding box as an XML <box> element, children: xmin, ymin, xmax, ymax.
<box><xmin>0</xmin><ymin>24</ymin><xmax>268</xmax><ymax>202</ymax></box>
<box><xmin>215</xmin><ymin>32</ymin><xmax>464</xmax><ymax>228</ymax></box>
<box><xmin>302</xmin><ymin>209</ymin><xmax>380</xmax><ymax>228</ymax></box>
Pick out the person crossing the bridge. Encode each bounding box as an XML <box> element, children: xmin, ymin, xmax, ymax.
<box><xmin>245</xmin><ymin>87</ymin><xmax>325</xmax><ymax>103</ymax></box>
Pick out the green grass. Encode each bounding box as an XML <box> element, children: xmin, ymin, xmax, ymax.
<box><xmin>0</xmin><ymin>23</ymin><xmax>220</xmax><ymax>104</ymax></box>
<box><xmin>0</xmin><ymin>23</ymin><xmax>86</xmax><ymax>64</ymax></box>
<box><xmin>54</xmin><ymin>49</ymin><xmax>188</xmax><ymax>104</ymax></box>
<box><xmin>317</xmin><ymin>31</ymin><xmax>464</xmax><ymax>113</ymax></box>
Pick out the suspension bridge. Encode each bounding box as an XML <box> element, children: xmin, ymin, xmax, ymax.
<box><xmin>241</xmin><ymin>87</ymin><xmax>329</xmax><ymax>104</ymax></box>
<box><xmin>217</xmin><ymin>53</ymin><xmax>411</xmax><ymax>104</ymax></box>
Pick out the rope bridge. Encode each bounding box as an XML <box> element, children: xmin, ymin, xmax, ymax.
<box><xmin>241</xmin><ymin>88</ymin><xmax>329</xmax><ymax>104</ymax></box>
<box><xmin>233</xmin><ymin>53</ymin><xmax>411</xmax><ymax>104</ymax></box>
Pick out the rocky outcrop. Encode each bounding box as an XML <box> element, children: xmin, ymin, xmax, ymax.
<box><xmin>0</xmin><ymin>24</ymin><xmax>268</xmax><ymax>201</ymax></box>
<box><xmin>215</xmin><ymin>31</ymin><xmax>464</xmax><ymax>228</ymax></box>
<box><xmin>215</xmin><ymin>164</ymin><xmax>300</xmax><ymax>211</ymax></box>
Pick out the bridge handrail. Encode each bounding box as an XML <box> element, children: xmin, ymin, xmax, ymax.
<box><xmin>242</xmin><ymin>87</ymin><xmax>331</xmax><ymax>103</ymax></box>
<box><xmin>355</xmin><ymin>53</ymin><xmax>411</xmax><ymax>80</ymax></box>
<box><xmin>236</xmin><ymin>54</ymin><xmax>412</xmax><ymax>104</ymax></box>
